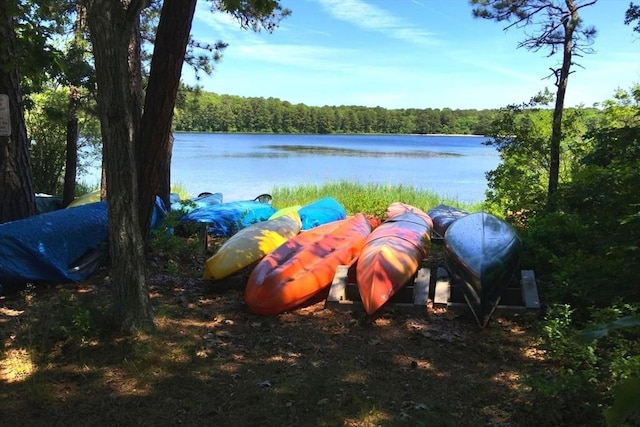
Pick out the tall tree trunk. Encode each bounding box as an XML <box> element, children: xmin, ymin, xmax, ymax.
<box><xmin>129</xmin><ymin>12</ymin><xmax>143</xmax><ymax>147</ymax></box>
<box><xmin>548</xmin><ymin>0</ymin><xmax>579</xmax><ymax>207</ymax></box>
<box><xmin>63</xmin><ymin>5</ymin><xmax>87</xmax><ymax>207</ymax></box>
<box><xmin>0</xmin><ymin>1</ymin><xmax>36</xmax><ymax>223</ymax></box>
<box><xmin>137</xmin><ymin>0</ymin><xmax>197</xmax><ymax>240</ymax></box>
<box><xmin>86</xmin><ymin>0</ymin><xmax>154</xmax><ymax>333</ymax></box>
<box><xmin>62</xmin><ymin>86</ymin><xmax>79</xmax><ymax>207</ymax></box>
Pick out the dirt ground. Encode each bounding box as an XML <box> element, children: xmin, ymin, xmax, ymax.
<box><xmin>1</xmin><ymin>238</ymin><xmax>547</xmax><ymax>427</ymax></box>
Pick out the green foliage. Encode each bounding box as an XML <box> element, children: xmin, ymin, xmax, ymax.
<box><xmin>526</xmin><ymin>304</ymin><xmax>640</xmax><ymax>426</ymax></box>
<box><xmin>26</xmin><ymin>90</ymin><xmax>68</xmax><ymax>194</ymax></box>
<box><xmin>482</xmin><ymin>102</ymin><xmax>552</xmax><ymax>219</ymax></box>
<box><xmin>605</xmin><ymin>376</ymin><xmax>640</xmax><ymax>427</ymax></box>
<box><xmin>26</xmin><ymin>88</ymin><xmax>101</xmax><ymax>195</ymax></box>
<box><xmin>578</xmin><ymin>307</ymin><xmax>640</xmax><ymax>427</ymax></box>
<box><xmin>149</xmin><ymin>202</ymin><xmax>201</xmax><ymax>259</ymax></box>
<box><xmin>173</xmin><ymin>88</ymin><xmax>498</xmax><ymax>135</ymax></box>
<box><xmin>484</xmin><ymin>85</ymin><xmax>640</xmax><ymax>425</ymax></box>
<box><xmin>624</xmin><ymin>2</ymin><xmax>640</xmax><ymax>33</ymax></box>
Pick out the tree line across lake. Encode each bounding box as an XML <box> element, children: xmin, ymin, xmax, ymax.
<box><xmin>173</xmin><ymin>86</ymin><xmax>594</xmax><ymax>135</ymax></box>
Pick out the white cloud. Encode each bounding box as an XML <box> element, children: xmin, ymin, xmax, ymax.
<box><xmin>314</xmin><ymin>0</ymin><xmax>438</xmax><ymax>46</ymax></box>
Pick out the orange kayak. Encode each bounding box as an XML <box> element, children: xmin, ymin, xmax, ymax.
<box><xmin>245</xmin><ymin>213</ymin><xmax>371</xmax><ymax>315</ymax></box>
<box><xmin>356</xmin><ymin>210</ymin><xmax>431</xmax><ymax>315</ymax></box>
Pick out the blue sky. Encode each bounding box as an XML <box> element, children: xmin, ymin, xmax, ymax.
<box><xmin>183</xmin><ymin>0</ymin><xmax>640</xmax><ymax>110</ymax></box>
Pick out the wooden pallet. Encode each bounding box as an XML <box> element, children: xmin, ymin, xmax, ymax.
<box><xmin>325</xmin><ymin>264</ymin><xmax>431</xmax><ymax>312</ymax></box>
<box><xmin>325</xmin><ymin>264</ymin><xmax>541</xmax><ymax>316</ymax></box>
<box><xmin>432</xmin><ymin>267</ymin><xmax>541</xmax><ymax>315</ymax></box>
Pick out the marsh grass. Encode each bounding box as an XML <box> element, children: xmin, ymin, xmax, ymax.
<box><xmin>271</xmin><ymin>181</ymin><xmax>483</xmax><ymax>219</ymax></box>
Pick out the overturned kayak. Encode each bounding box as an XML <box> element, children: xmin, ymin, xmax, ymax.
<box><xmin>428</xmin><ymin>204</ymin><xmax>468</xmax><ymax>238</ymax></box>
<box><xmin>385</xmin><ymin>201</ymin><xmax>433</xmax><ymax>229</ymax></box>
<box><xmin>444</xmin><ymin>212</ymin><xmax>522</xmax><ymax>327</ymax></box>
<box><xmin>298</xmin><ymin>196</ymin><xmax>347</xmax><ymax>230</ymax></box>
<box><xmin>203</xmin><ymin>212</ymin><xmax>302</xmax><ymax>281</ymax></box>
<box><xmin>245</xmin><ymin>213</ymin><xmax>371</xmax><ymax>315</ymax></box>
<box><xmin>356</xmin><ymin>209</ymin><xmax>431</xmax><ymax>315</ymax></box>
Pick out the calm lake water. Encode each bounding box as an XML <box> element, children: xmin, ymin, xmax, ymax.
<box><xmin>86</xmin><ymin>133</ymin><xmax>500</xmax><ymax>204</ymax></box>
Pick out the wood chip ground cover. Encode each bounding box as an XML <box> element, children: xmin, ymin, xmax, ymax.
<box><xmin>0</xmin><ymin>245</ymin><xmax>547</xmax><ymax>426</ymax></box>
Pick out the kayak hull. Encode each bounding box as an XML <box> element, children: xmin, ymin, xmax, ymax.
<box><xmin>443</xmin><ymin>212</ymin><xmax>522</xmax><ymax>327</ymax></box>
<box><xmin>245</xmin><ymin>213</ymin><xmax>371</xmax><ymax>315</ymax></box>
<box><xmin>203</xmin><ymin>212</ymin><xmax>302</xmax><ymax>280</ymax></box>
<box><xmin>427</xmin><ymin>204</ymin><xmax>468</xmax><ymax>238</ymax></box>
<box><xmin>356</xmin><ymin>211</ymin><xmax>430</xmax><ymax>315</ymax></box>
<box><xmin>385</xmin><ymin>201</ymin><xmax>433</xmax><ymax>229</ymax></box>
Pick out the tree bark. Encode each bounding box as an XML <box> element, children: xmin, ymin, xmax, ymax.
<box><xmin>62</xmin><ymin>87</ymin><xmax>79</xmax><ymax>207</ymax></box>
<box><xmin>137</xmin><ymin>0</ymin><xmax>197</xmax><ymax>240</ymax></box>
<box><xmin>548</xmin><ymin>0</ymin><xmax>578</xmax><ymax>206</ymax></box>
<box><xmin>86</xmin><ymin>0</ymin><xmax>154</xmax><ymax>333</ymax></box>
<box><xmin>0</xmin><ymin>1</ymin><xmax>36</xmax><ymax>223</ymax></box>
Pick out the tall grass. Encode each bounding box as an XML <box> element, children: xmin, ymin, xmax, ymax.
<box><xmin>170</xmin><ymin>183</ymin><xmax>190</xmax><ymax>201</ymax></box>
<box><xmin>271</xmin><ymin>181</ymin><xmax>483</xmax><ymax>218</ymax></box>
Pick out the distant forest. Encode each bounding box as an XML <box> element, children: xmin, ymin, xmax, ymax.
<box><xmin>173</xmin><ymin>87</ymin><xmax>503</xmax><ymax>135</ymax></box>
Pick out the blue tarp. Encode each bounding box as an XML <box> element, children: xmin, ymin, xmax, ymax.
<box><xmin>0</xmin><ymin>201</ymin><xmax>109</xmax><ymax>284</ymax></box>
<box><xmin>170</xmin><ymin>192</ymin><xmax>223</xmax><ymax>212</ymax></box>
<box><xmin>178</xmin><ymin>200</ymin><xmax>276</xmax><ymax>237</ymax></box>
<box><xmin>298</xmin><ymin>197</ymin><xmax>346</xmax><ymax>230</ymax></box>
<box><xmin>0</xmin><ymin>197</ymin><xmax>168</xmax><ymax>291</ymax></box>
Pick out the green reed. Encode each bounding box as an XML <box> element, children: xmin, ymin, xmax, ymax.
<box><xmin>271</xmin><ymin>181</ymin><xmax>482</xmax><ymax>219</ymax></box>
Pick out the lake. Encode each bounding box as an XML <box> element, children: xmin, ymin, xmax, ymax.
<box><xmin>86</xmin><ymin>133</ymin><xmax>500</xmax><ymax>204</ymax></box>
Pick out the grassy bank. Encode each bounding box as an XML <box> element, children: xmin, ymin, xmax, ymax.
<box><xmin>270</xmin><ymin>181</ymin><xmax>483</xmax><ymax>219</ymax></box>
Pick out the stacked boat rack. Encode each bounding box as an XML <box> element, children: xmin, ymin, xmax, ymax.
<box><xmin>325</xmin><ymin>225</ymin><xmax>541</xmax><ymax>321</ymax></box>
<box><xmin>325</xmin><ymin>264</ymin><xmax>541</xmax><ymax>318</ymax></box>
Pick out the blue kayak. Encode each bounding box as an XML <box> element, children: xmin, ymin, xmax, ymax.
<box><xmin>298</xmin><ymin>197</ymin><xmax>346</xmax><ymax>230</ymax></box>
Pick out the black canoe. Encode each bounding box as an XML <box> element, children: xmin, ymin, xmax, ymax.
<box><xmin>427</xmin><ymin>204</ymin><xmax>469</xmax><ymax>238</ymax></box>
<box><xmin>443</xmin><ymin>212</ymin><xmax>522</xmax><ymax>327</ymax></box>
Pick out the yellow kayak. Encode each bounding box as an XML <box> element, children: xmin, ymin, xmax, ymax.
<box><xmin>67</xmin><ymin>189</ymin><xmax>101</xmax><ymax>208</ymax></box>
<box><xmin>203</xmin><ymin>211</ymin><xmax>302</xmax><ymax>281</ymax></box>
<box><xmin>269</xmin><ymin>205</ymin><xmax>302</xmax><ymax>220</ymax></box>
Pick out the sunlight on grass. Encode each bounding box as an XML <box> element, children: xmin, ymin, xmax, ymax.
<box><xmin>0</xmin><ymin>349</ymin><xmax>36</xmax><ymax>383</ymax></box>
<box><xmin>171</xmin><ymin>182</ymin><xmax>190</xmax><ymax>200</ymax></box>
<box><xmin>342</xmin><ymin>371</ymin><xmax>368</xmax><ymax>384</ymax></box>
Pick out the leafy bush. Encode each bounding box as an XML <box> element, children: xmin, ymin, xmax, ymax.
<box><xmin>525</xmin><ymin>304</ymin><xmax>640</xmax><ymax>426</ymax></box>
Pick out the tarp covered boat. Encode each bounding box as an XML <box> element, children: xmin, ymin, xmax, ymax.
<box><xmin>245</xmin><ymin>213</ymin><xmax>371</xmax><ymax>315</ymax></box>
<box><xmin>443</xmin><ymin>212</ymin><xmax>522</xmax><ymax>327</ymax></box>
<box><xmin>356</xmin><ymin>209</ymin><xmax>431</xmax><ymax>315</ymax></box>
<box><xmin>0</xmin><ymin>201</ymin><xmax>109</xmax><ymax>285</ymax></box>
<box><xmin>178</xmin><ymin>200</ymin><xmax>276</xmax><ymax>237</ymax></box>
<box><xmin>171</xmin><ymin>192</ymin><xmax>223</xmax><ymax>212</ymax></box>
<box><xmin>0</xmin><ymin>197</ymin><xmax>168</xmax><ymax>293</ymax></box>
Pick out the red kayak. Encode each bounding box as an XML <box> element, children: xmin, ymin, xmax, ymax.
<box><xmin>245</xmin><ymin>213</ymin><xmax>371</xmax><ymax>315</ymax></box>
<box><xmin>356</xmin><ymin>209</ymin><xmax>431</xmax><ymax>315</ymax></box>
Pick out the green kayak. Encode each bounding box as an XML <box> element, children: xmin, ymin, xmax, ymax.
<box><xmin>443</xmin><ymin>212</ymin><xmax>522</xmax><ymax>327</ymax></box>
